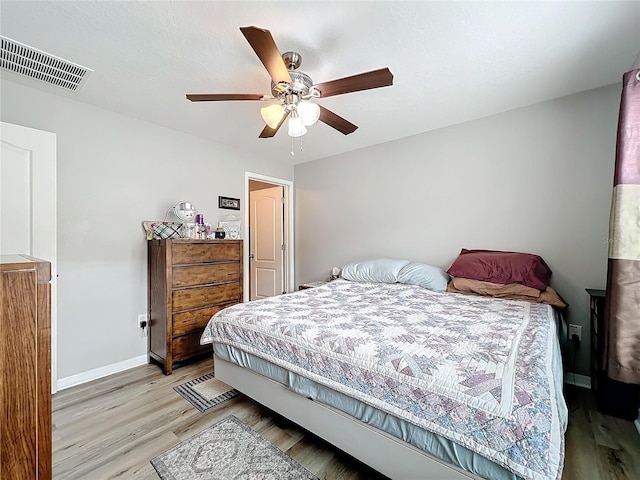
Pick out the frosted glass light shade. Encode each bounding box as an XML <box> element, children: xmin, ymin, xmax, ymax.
<box><xmin>288</xmin><ymin>115</ymin><xmax>307</xmax><ymax>137</ymax></box>
<box><xmin>260</xmin><ymin>104</ymin><xmax>285</xmax><ymax>129</ymax></box>
<box><xmin>298</xmin><ymin>101</ymin><xmax>321</xmax><ymax>126</ymax></box>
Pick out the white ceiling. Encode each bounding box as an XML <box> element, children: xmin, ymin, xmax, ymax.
<box><xmin>1</xmin><ymin>1</ymin><xmax>639</xmax><ymax>165</ymax></box>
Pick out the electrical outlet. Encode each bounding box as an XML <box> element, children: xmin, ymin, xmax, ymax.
<box><xmin>569</xmin><ymin>324</ymin><xmax>582</xmax><ymax>342</ymax></box>
<box><xmin>138</xmin><ymin>313</ymin><xmax>148</xmax><ymax>329</ymax></box>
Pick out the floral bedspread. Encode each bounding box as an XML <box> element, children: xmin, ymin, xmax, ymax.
<box><xmin>202</xmin><ymin>279</ymin><xmax>566</xmax><ymax>480</ymax></box>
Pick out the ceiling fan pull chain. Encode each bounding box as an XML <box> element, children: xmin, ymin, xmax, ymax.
<box><xmin>290</xmin><ymin>135</ymin><xmax>295</xmax><ymax>156</ymax></box>
<box><xmin>300</xmin><ymin>136</ymin><xmax>304</xmax><ymax>153</ymax></box>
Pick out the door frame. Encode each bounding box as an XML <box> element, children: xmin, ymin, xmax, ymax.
<box><xmin>1</xmin><ymin>121</ymin><xmax>57</xmax><ymax>393</ymax></box>
<box><xmin>244</xmin><ymin>172</ymin><xmax>294</xmax><ymax>302</ymax></box>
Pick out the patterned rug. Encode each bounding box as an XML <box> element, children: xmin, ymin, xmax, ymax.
<box><xmin>173</xmin><ymin>373</ymin><xmax>239</xmax><ymax>413</ymax></box>
<box><xmin>151</xmin><ymin>415</ymin><xmax>318</xmax><ymax>480</ymax></box>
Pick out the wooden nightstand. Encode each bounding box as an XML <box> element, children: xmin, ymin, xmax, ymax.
<box><xmin>298</xmin><ymin>281</ymin><xmax>329</xmax><ymax>290</ymax></box>
<box><xmin>587</xmin><ymin>288</ymin><xmax>639</xmax><ymax>420</ymax></box>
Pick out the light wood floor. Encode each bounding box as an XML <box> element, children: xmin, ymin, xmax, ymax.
<box><xmin>52</xmin><ymin>359</ymin><xmax>640</xmax><ymax>479</ymax></box>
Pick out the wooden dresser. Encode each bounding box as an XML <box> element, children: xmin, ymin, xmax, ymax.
<box><xmin>148</xmin><ymin>239</ymin><xmax>243</xmax><ymax>374</ymax></box>
<box><xmin>587</xmin><ymin>288</ymin><xmax>639</xmax><ymax>420</ymax></box>
<box><xmin>0</xmin><ymin>255</ymin><xmax>52</xmax><ymax>479</ymax></box>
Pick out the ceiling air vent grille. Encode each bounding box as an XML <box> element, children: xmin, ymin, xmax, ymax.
<box><xmin>0</xmin><ymin>36</ymin><xmax>92</xmax><ymax>91</ymax></box>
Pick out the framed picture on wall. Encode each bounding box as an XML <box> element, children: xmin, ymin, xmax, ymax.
<box><xmin>219</xmin><ymin>196</ymin><xmax>240</xmax><ymax>210</ymax></box>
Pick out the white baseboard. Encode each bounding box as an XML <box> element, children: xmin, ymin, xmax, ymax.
<box><xmin>57</xmin><ymin>354</ymin><xmax>148</xmax><ymax>391</ymax></box>
<box><xmin>564</xmin><ymin>372</ymin><xmax>591</xmax><ymax>389</ymax></box>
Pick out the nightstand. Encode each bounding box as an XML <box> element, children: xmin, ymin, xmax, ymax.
<box><xmin>298</xmin><ymin>281</ymin><xmax>329</xmax><ymax>290</ymax></box>
<box><xmin>587</xmin><ymin>288</ymin><xmax>639</xmax><ymax>420</ymax></box>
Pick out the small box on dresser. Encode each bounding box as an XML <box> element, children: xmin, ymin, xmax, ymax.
<box><xmin>148</xmin><ymin>239</ymin><xmax>243</xmax><ymax>374</ymax></box>
<box><xmin>587</xmin><ymin>288</ymin><xmax>639</xmax><ymax>420</ymax></box>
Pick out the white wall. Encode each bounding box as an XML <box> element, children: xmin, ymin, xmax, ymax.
<box><xmin>295</xmin><ymin>84</ymin><xmax>621</xmax><ymax>377</ymax></box>
<box><xmin>1</xmin><ymin>80</ymin><xmax>293</xmax><ymax>379</ymax></box>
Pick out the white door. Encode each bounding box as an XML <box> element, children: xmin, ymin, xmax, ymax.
<box><xmin>1</xmin><ymin>121</ymin><xmax>57</xmax><ymax>392</ymax></box>
<box><xmin>249</xmin><ymin>186</ymin><xmax>284</xmax><ymax>300</ymax></box>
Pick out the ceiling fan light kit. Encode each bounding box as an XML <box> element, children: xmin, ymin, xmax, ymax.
<box><xmin>261</xmin><ymin>103</ymin><xmax>285</xmax><ymax>129</ymax></box>
<box><xmin>298</xmin><ymin>101</ymin><xmax>321</xmax><ymax>126</ymax></box>
<box><xmin>186</xmin><ymin>26</ymin><xmax>394</xmax><ymax>153</ymax></box>
<box><xmin>287</xmin><ymin>109</ymin><xmax>307</xmax><ymax>138</ymax></box>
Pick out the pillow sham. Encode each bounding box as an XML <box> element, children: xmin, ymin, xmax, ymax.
<box><xmin>341</xmin><ymin>259</ymin><xmax>410</xmax><ymax>284</ymax></box>
<box><xmin>447</xmin><ymin>278</ymin><xmax>568</xmax><ymax>309</ymax></box>
<box><xmin>447</xmin><ymin>249</ymin><xmax>552</xmax><ymax>290</ymax></box>
<box><xmin>397</xmin><ymin>262</ymin><xmax>450</xmax><ymax>292</ymax></box>
<box><xmin>450</xmin><ymin>277</ymin><xmax>541</xmax><ymax>298</ymax></box>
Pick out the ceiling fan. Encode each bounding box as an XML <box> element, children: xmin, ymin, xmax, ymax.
<box><xmin>186</xmin><ymin>26</ymin><xmax>394</xmax><ymax>145</ymax></box>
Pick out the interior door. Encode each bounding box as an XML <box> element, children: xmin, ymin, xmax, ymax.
<box><xmin>249</xmin><ymin>186</ymin><xmax>284</xmax><ymax>300</ymax></box>
<box><xmin>1</xmin><ymin>121</ymin><xmax>57</xmax><ymax>392</ymax></box>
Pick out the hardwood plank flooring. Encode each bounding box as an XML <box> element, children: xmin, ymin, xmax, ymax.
<box><xmin>52</xmin><ymin>360</ymin><xmax>640</xmax><ymax>479</ymax></box>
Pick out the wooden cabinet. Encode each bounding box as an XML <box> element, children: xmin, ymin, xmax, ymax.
<box><xmin>0</xmin><ymin>255</ymin><xmax>52</xmax><ymax>479</ymax></box>
<box><xmin>587</xmin><ymin>288</ymin><xmax>639</xmax><ymax>420</ymax></box>
<box><xmin>148</xmin><ymin>239</ymin><xmax>243</xmax><ymax>374</ymax></box>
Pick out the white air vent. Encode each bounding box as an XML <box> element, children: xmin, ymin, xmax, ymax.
<box><xmin>1</xmin><ymin>36</ymin><xmax>92</xmax><ymax>91</ymax></box>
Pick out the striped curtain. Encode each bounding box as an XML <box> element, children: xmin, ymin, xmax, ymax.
<box><xmin>604</xmin><ymin>69</ymin><xmax>640</xmax><ymax>384</ymax></box>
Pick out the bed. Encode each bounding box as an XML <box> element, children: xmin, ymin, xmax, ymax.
<box><xmin>201</xmin><ymin>278</ymin><xmax>567</xmax><ymax>480</ymax></box>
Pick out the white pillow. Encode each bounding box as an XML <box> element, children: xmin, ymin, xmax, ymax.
<box><xmin>397</xmin><ymin>262</ymin><xmax>450</xmax><ymax>292</ymax></box>
<box><xmin>341</xmin><ymin>259</ymin><xmax>410</xmax><ymax>284</ymax></box>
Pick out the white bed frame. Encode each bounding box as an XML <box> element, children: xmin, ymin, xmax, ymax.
<box><xmin>215</xmin><ymin>355</ymin><xmax>479</xmax><ymax>480</ymax></box>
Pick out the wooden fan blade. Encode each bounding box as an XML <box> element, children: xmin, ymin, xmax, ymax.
<box><xmin>318</xmin><ymin>106</ymin><xmax>358</xmax><ymax>135</ymax></box>
<box><xmin>186</xmin><ymin>93</ymin><xmax>264</xmax><ymax>102</ymax></box>
<box><xmin>259</xmin><ymin>110</ymin><xmax>290</xmax><ymax>138</ymax></box>
<box><xmin>313</xmin><ymin>68</ymin><xmax>393</xmax><ymax>98</ymax></box>
<box><xmin>240</xmin><ymin>26</ymin><xmax>292</xmax><ymax>85</ymax></box>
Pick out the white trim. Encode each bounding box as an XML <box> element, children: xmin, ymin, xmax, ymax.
<box><xmin>564</xmin><ymin>372</ymin><xmax>591</xmax><ymax>389</ymax></box>
<box><xmin>244</xmin><ymin>172</ymin><xmax>295</xmax><ymax>301</ymax></box>
<box><xmin>634</xmin><ymin>418</ymin><xmax>640</xmax><ymax>438</ymax></box>
<box><xmin>56</xmin><ymin>355</ymin><xmax>147</xmax><ymax>391</ymax></box>
<box><xmin>1</xmin><ymin>122</ymin><xmax>58</xmax><ymax>394</ymax></box>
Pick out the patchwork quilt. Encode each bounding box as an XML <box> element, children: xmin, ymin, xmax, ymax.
<box><xmin>202</xmin><ymin>280</ymin><xmax>566</xmax><ymax>480</ymax></box>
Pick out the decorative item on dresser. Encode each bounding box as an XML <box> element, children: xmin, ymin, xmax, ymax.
<box><xmin>587</xmin><ymin>288</ymin><xmax>639</xmax><ymax>420</ymax></box>
<box><xmin>0</xmin><ymin>254</ymin><xmax>52</xmax><ymax>479</ymax></box>
<box><xmin>148</xmin><ymin>239</ymin><xmax>243</xmax><ymax>375</ymax></box>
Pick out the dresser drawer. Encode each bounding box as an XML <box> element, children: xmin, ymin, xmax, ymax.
<box><xmin>173</xmin><ymin>263</ymin><xmax>240</xmax><ymax>288</ymax></box>
<box><xmin>172</xmin><ymin>242</ymin><xmax>240</xmax><ymax>265</ymax></box>
<box><xmin>172</xmin><ymin>331</ymin><xmax>210</xmax><ymax>362</ymax></box>
<box><xmin>172</xmin><ymin>282</ymin><xmax>241</xmax><ymax>311</ymax></box>
<box><xmin>173</xmin><ymin>303</ymin><xmax>238</xmax><ymax>336</ymax></box>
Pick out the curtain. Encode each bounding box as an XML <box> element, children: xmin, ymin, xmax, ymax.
<box><xmin>604</xmin><ymin>68</ymin><xmax>640</xmax><ymax>384</ymax></box>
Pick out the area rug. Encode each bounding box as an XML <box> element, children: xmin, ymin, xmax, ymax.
<box><xmin>173</xmin><ymin>372</ymin><xmax>239</xmax><ymax>413</ymax></box>
<box><xmin>151</xmin><ymin>415</ymin><xmax>318</xmax><ymax>480</ymax></box>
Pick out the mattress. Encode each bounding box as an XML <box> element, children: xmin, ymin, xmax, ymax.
<box><xmin>214</xmin><ymin>343</ymin><xmax>524</xmax><ymax>480</ymax></box>
<box><xmin>202</xmin><ymin>280</ymin><xmax>567</xmax><ymax>480</ymax></box>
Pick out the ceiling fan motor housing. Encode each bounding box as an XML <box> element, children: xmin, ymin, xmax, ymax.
<box><xmin>271</xmin><ymin>51</ymin><xmax>313</xmax><ymax>100</ymax></box>
<box><xmin>271</xmin><ymin>71</ymin><xmax>313</xmax><ymax>98</ymax></box>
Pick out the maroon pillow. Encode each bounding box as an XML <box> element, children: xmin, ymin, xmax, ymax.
<box><xmin>447</xmin><ymin>249</ymin><xmax>552</xmax><ymax>290</ymax></box>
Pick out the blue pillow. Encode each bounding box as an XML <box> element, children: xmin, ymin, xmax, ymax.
<box><xmin>397</xmin><ymin>262</ymin><xmax>450</xmax><ymax>292</ymax></box>
<box><xmin>341</xmin><ymin>259</ymin><xmax>410</xmax><ymax>284</ymax></box>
